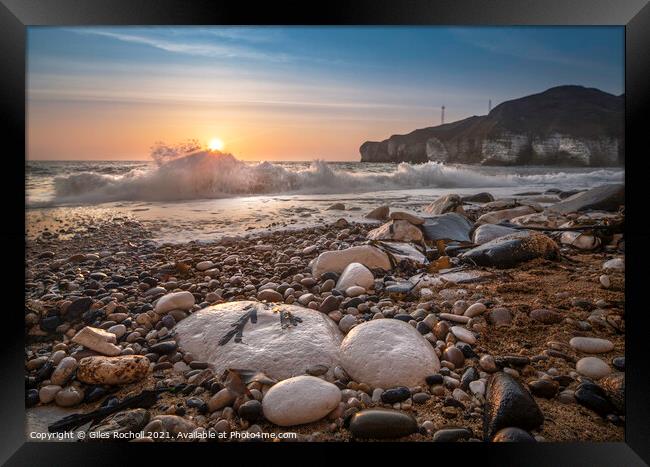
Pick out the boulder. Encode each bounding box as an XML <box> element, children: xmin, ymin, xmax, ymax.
<box><xmin>421</xmin><ymin>212</ymin><xmax>474</xmax><ymax>243</ymax></box>
<box><xmin>154</xmin><ymin>291</ymin><xmax>195</xmax><ymax>314</ymax></box>
<box><xmin>459</xmin><ymin>231</ymin><xmax>559</xmax><ymax>268</ymax></box>
<box><xmin>71</xmin><ymin>326</ymin><xmax>121</xmax><ymax>356</ymax></box>
<box><xmin>311</xmin><ymin>245</ymin><xmax>391</xmax><ymax>277</ymax></box>
<box><xmin>262</xmin><ymin>376</ymin><xmax>340</xmax><ymax>426</ymax></box>
<box><xmin>336</xmin><ymin>263</ymin><xmax>374</xmax><ymax>291</ymax></box>
<box><xmin>477</xmin><ymin>206</ymin><xmax>536</xmax><ymax>225</ymax></box>
<box><xmin>174</xmin><ymin>301</ymin><xmax>343</xmax><ymax>381</ymax></box>
<box><xmin>77</xmin><ymin>355</ymin><xmax>150</xmax><ymax>385</ymax></box>
<box><xmin>546</xmin><ymin>183</ymin><xmax>624</xmax><ymax>214</ymax></box>
<box><xmin>365</xmin><ymin>206</ymin><xmax>390</xmax><ymax>220</ymax></box>
<box><xmin>424</xmin><ymin>194</ymin><xmax>464</xmax><ymax>215</ymax></box>
<box><xmin>339</xmin><ymin>318</ymin><xmax>440</xmax><ymax>388</ymax></box>
<box><xmin>367</xmin><ymin>220</ymin><xmax>423</xmax><ymax>242</ymax></box>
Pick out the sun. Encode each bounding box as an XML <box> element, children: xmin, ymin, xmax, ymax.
<box><xmin>208</xmin><ymin>138</ymin><xmax>224</xmax><ymax>152</ymax></box>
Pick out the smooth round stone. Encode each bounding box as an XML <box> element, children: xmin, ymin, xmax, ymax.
<box><xmin>432</xmin><ymin>427</ymin><xmax>472</xmax><ymax>442</ymax></box>
<box><xmin>262</xmin><ymin>376</ymin><xmax>340</xmax><ymax>426</ymax></box>
<box><xmin>528</xmin><ymin>380</ymin><xmax>559</xmax><ymax>399</ymax></box>
<box><xmin>196</xmin><ymin>260</ymin><xmax>215</xmax><ymax>271</ymax></box>
<box><xmin>464</xmin><ymin>303</ymin><xmax>486</xmax><ymax>318</ymax></box>
<box><xmin>154</xmin><ymin>291</ymin><xmax>195</xmax><ymax>314</ymax></box>
<box><xmin>50</xmin><ymin>357</ymin><xmax>78</xmax><ymax>386</ymax></box>
<box><xmin>107</xmin><ymin>324</ymin><xmax>127</xmax><ymax>339</ymax></box>
<box><xmin>412</xmin><ymin>392</ymin><xmax>431</xmax><ymax>404</ymax></box>
<box><xmin>492</xmin><ymin>427</ymin><xmax>536</xmax><ymax>442</ymax></box>
<box><xmin>569</xmin><ymin>337</ymin><xmax>614</xmax><ymax>354</ymax></box>
<box><xmin>576</xmin><ymin>357</ymin><xmax>611</xmax><ymax>380</ymax></box>
<box><xmin>450</xmin><ymin>326</ymin><xmax>476</xmax><ymax>345</ymax></box>
<box><xmin>530</xmin><ymin>309</ymin><xmax>563</xmax><ymax>324</ymax></box>
<box><xmin>612</xmin><ymin>357</ymin><xmax>625</xmax><ymax>371</ymax></box>
<box><xmin>380</xmin><ymin>387</ymin><xmax>411</xmax><ymax>404</ymax></box>
<box><xmin>339</xmin><ymin>318</ymin><xmax>440</xmax><ymax>388</ymax></box>
<box><xmin>558</xmin><ymin>390</ymin><xmax>576</xmax><ymax>404</ymax></box>
<box><xmin>175</xmin><ymin>301</ymin><xmax>343</xmax><ymax>380</ymax></box>
<box><xmin>257</xmin><ymin>289</ymin><xmax>283</xmax><ymax>302</ymax></box>
<box><xmin>55</xmin><ymin>386</ymin><xmax>84</xmax><ymax>407</ymax></box>
<box><xmin>599</xmin><ymin>275</ymin><xmax>611</xmax><ymax>288</ymax></box>
<box><xmin>469</xmin><ymin>380</ymin><xmax>486</xmax><ymax>396</ymax></box>
<box><xmin>319</xmin><ymin>295</ymin><xmax>340</xmax><ymax>313</ymax></box>
<box><xmin>336</xmin><ymin>262</ymin><xmax>375</xmax><ymax>291</ymax></box>
<box><xmin>345</xmin><ymin>286</ymin><xmax>366</xmax><ymax>298</ymax></box>
<box><xmin>238</xmin><ymin>400</ymin><xmax>263</xmax><ymax>422</ymax></box>
<box><xmin>39</xmin><ymin>384</ymin><xmax>62</xmax><ymax>404</ymax></box>
<box><xmin>338</xmin><ymin>315</ymin><xmax>357</xmax><ymax>333</ymax></box>
<box><xmin>443</xmin><ymin>346</ymin><xmax>465</xmax><ymax>368</ymax></box>
<box><xmin>349</xmin><ymin>409</ymin><xmax>418</xmax><ymax>439</ymax></box>
<box><xmin>478</xmin><ymin>355</ymin><xmax>497</xmax><ymax>373</ymax></box>
<box><xmin>602</xmin><ymin>258</ymin><xmax>624</xmax><ymax>271</ymax></box>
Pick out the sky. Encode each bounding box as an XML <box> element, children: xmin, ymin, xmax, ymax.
<box><xmin>27</xmin><ymin>26</ymin><xmax>624</xmax><ymax>161</ymax></box>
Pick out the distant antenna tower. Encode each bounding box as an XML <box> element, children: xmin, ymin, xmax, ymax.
<box><xmin>441</xmin><ymin>105</ymin><xmax>445</xmax><ymax>125</ymax></box>
<box><xmin>488</xmin><ymin>99</ymin><xmax>492</xmax><ymax>113</ymax></box>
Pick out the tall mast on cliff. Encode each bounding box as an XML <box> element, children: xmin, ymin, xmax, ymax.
<box><xmin>441</xmin><ymin>105</ymin><xmax>445</xmax><ymax>125</ymax></box>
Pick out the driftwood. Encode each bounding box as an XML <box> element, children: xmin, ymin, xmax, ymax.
<box><xmin>48</xmin><ymin>385</ymin><xmax>187</xmax><ymax>433</ymax></box>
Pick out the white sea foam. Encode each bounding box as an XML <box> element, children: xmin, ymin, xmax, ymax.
<box><xmin>34</xmin><ymin>151</ymin><xmax>623</xmax><ymax>206</ymax></box>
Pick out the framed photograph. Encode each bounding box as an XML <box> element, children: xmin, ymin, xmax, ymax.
<box><xmin>4</xmin><ymin>0</ymin><xmax>649</xmax><ymax>464</ymax></box>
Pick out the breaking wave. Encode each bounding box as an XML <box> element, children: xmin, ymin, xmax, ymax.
<box><xmin>36</xmin><ymin>151</ymin><xmax>623</xmax><ymax>206</ymax></box>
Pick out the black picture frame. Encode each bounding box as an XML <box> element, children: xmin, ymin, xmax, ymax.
<box><xmin>3</xmin><ymin>0</ymin><xmax>649</xmax><ymax>465</ymax></box>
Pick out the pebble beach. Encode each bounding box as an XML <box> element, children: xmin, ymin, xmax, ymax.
<box><xmin>24</xmin><ymin>183</ymin><xmax>625</xmax><ymax>443</ymax></box>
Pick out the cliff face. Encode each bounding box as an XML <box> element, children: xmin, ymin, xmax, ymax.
<box><xmin>360</xmin><ymin>86</ymin><xmax>624</xmax><ymax>166</ymax></box>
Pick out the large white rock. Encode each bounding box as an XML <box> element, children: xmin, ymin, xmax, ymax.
<box><xmin>477</xmin><ymin>206</ymin><xmax>536</xmax><ymax>225</ymax></box>
<box><xmin>339</xmin><ymin>319</ymin><xmax>440</xmax><ymax>388</ymax></box>
<box><xmin>311</xmin><ymin>245</ymin><xmax>391</xmax><ymax>277</ymax></box>
<box><xmin>336</xmin><ymin>262</ymin><xmax>374</xmax><ymax>291</ymax></box>
<box><xmin>174</xmin><ymin>301</ymin><xmax>343</xmax><ymax>380</ymax></box>
<box><xmin>367</xmin><ymin>220</ymin><xmax>423</xmax><ymax>242</ymax></box>
<box><xmin>154</xmin><ymin>291</ymin><xmax>195</xmax><ymax>314</ymax></box>
<box><xmin>262</xmin><ymin>375</ymin><xmax>341</xmax><ymax>426</ymax></box>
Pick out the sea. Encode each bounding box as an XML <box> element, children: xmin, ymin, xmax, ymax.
<box><xmin>26</xmin><ymin>152</ymin><xmax>624</xmax><ymax>244</ymax></box>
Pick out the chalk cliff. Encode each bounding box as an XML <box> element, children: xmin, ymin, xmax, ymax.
<box><xmin>360</xmin><ymin>86</ymin><xmax>623</xmax><ymax>166</ymax></box>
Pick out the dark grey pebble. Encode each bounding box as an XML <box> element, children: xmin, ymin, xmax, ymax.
<box><xmin>432</xmin><ymin>427</ymin><xmax>472</xmax><ymax>442</ymax></box>
<box><xmin>426</xmin><ymin>374</ymin><xmax>444</xmax><ymax>386</ymax></box>
<box><xmin>528</xmin><ymin>380</ymin><xmax>559</xmax><ymax>399</ymax></box>
<box><xmin>149</xmin><ymin>341</ymin><xmax>178</xmax><ymax>354</ymax></box>
<box><xmin>381</xmin><ymin>387</ymin><xmax>411</xmax><ymax>404</ymax></box>
<box><xmin>484</xmin><ymin>372</ymin><xmax>544</xmax><ymax>440</ymax></box>
<box><xmin>349</xmin><ymin>409</ymin><xmax>418</xmax><ymax>439</ymax></box>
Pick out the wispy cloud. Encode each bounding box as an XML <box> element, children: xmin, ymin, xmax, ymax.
<box><xmin>72</xmin><ymin>29</ymin><xmax>292</xmax><ymax>62</ymax></box>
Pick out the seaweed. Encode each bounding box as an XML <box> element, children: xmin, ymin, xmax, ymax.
<box><xmin>48</xmin><ymin>384</ymin><xmax>186</xmax><ymax>433</ymax></box>
<box><xmin>218</xmin><ymin>305</ymin><xmax>257</xmax><ymax>345</ymax></box>
<box><xmin>279</xmin><ymin>309</ymin><xmax>302</xmax><ymax>329</ymax></box>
